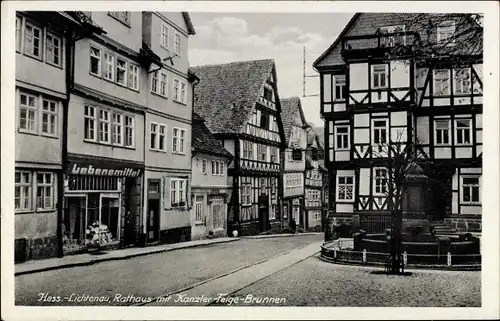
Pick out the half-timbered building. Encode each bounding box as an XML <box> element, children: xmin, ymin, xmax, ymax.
<box><xmin>192</xmin><ymin>59</ymin><xmax>286</xmax><ymax>236</ymax></box>
<box><xmin>280</xmin><ymin>98</ymin><xmax>308</xmax><ymax>230</ymax></box>
<box><xmin>313</xmin><ymin>13</ymin><xmax>483</xmax><ymax>232</ymax></box>
<box><xmin>304</xmin><ymin>131</ymin><xmax>327</xmax><ymax>231</ymax></box>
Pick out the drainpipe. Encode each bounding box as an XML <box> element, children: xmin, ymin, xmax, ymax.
<box><xmin>57</xmin><ymin>27</ymin><xmax>74</xmax><ymax>258</ymax></box>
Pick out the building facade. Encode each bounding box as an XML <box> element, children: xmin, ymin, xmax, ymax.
<box><xmin>304</xmin><ymin>132</ymin><xmax>327</xmax><ymax>231</ymax></box>
<box><xmin>14</xmin><ymin>12</ymin><xmax>100</xmax><ymax>262</ymax></box>
<box><xmin>141</xmin><ymin>12</ymin><xmax>197</xmax><ymax>244</ymax></box>
<box><xmin>280</xmin><ymin>98</ymin><xmax>308</xmax><ymax>230</ymax></box>
<box><xmin>313</xmin><ymin>13</ymin><xmax>483</xmax><ymax>232</ymax></box>
<box><xmin>192</xmin><ymin>60</ymin><xmax>286</xmax><ymax>236</ymax></box>
<box><xmin>190</xmin><ymin>113</ymin><xmax>233</xmax><ymax>240</ymax></box>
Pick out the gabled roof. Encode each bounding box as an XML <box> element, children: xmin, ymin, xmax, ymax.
<box><xmin>191</xmin><ymin>59</ymin><xmax>276</xmax><ymax>135</ymax></box>
<box><xmin>192</xmin><ymin>113</ymin><xmax>233</xmax><ymax>158</ymax></box>
<box><xmin>306</xmin><ymin>126</ymin><xmax>325</xmax><ymax>150</ymax></box>
<box><xmin>281</xmin><ymin>97</ymin><xmax>307</xmax><ymax>146</ymax></box>
<box><xmin>314</xmin><ymin>13</ymin><xmax>483</xmax><ymax>70</ymax></box>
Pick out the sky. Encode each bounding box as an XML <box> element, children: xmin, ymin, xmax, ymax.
<box><xmin>188</xmin><ymin>13</ymin><xmax>354</xmax><ymax>128</ymax></box>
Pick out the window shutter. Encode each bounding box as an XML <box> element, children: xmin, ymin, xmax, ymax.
<box><xmin>162</xmin><ymin>176</ymin><xmax>172</xmax><ymax>210</ymax></box>
<box><xmin>186</xmin><ymin>179</ymin><xmax>191</xmax><ymax>209</ymax></box>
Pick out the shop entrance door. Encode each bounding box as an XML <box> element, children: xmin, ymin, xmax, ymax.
<box><xmin>63</xmin><ymin>195</ymin><xmax>87</xmax><ymax>254</ymax></box>
<box><xmin>99</xmin><ymin>193</ymin><xmax>121</xmax><ymax>247</ymax></box>
<box><xmin>147</xmin><ymin>198</ymin><xmax>160</xmax><ymax>241</ymax></box>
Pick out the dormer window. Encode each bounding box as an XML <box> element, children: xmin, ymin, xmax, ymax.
<box><xmin>437</xmin><ymin>20</ymin><xmax>456</xmax><ymax>45</ymax></box>
<box><xmin>379</xmin><ymin>25</ymin><xmax>406</xmax><ymax>47</ymax></box>
<box><xmin>263</xmin><ymin>87</ymin><xmax>273</xmax><ymax>102</ymax></box>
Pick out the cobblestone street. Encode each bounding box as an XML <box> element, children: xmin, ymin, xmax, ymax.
<box><xmin>220</xmin><ymin>255</ymin><xmax>481</xmax><ymax>307</ymax></box>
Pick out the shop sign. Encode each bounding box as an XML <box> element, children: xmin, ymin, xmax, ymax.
<box><xmin>69</xmin><ymin>164</ymin><xmax>142</xmax><ymax>178</ymax></box>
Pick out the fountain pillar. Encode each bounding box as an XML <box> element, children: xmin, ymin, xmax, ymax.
<box><xmin>402</xmin><ymin>164</ymin><xmax>431</xmax><ymax>234</ymax></box>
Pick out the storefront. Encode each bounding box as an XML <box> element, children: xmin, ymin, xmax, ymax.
<box><xmin>62</xmin><ymin>156</ymin><xmax>143</xmax><ymax>255</ymax></box>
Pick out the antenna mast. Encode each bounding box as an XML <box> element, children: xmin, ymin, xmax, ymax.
<box><xmin>302</xmin><ymin>45</ymin><xmax>319</xmax><ymax>98</ymax></box>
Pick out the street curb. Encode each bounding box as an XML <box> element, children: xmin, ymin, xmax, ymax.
<box><xmin>241</xmin><ymin>232</ymin><xmax>323</xmax><ymax>239</ymax></box>
<box><xmin>15</xmin><ymin>238</ymin><xmax>241</xmax><ymax>276</ymax></box>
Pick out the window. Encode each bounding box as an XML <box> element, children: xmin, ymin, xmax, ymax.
<box><xmin>434</xmin><ymin>69</ymin><xmax>450</xmax><ymax>96</ymax></box>
<box><xmin>372</xmin><ymin>65</ymin><xmax>387</xmax><ymax>89</ymax></box>
<box><xmin>46</xmin><ymin>33</ymin><xmax>61</xmax><ymax>66</ymax></box>
<box><xmin>36</xmin><ymin>172</ymin><xmax>53</xmax><ymax>210</ymax></box>
<box><xmin>337</xmin><ymin>176</ymin><xmax>354</xmax><ymax>201</ymax></box>
<box><xmin>379</xmin><ymin>25</ymin><xmax>406</xmax><ymax>47</ymax></box>
<box><xmin>108</xmin><ymin>12</ymin><xmax>130</xmax><ymax>25</ymax></box>
<box><xmin>151</xmin><ymin>71</ymin><xmax>158</xmax><ymax>93</ymax></box>
<box><xmin>112</xmin><ymin>113</ymin><xmax>123</xmax><ymax>145</ymax></box>
<box><xmin>150</xmin><ymin>122</ymin><xmax>158</xmax><ymax>150</ymax></box>
<box><xmin>241</xmin><ymin>184</ymin><xmax>252</xmax><ymax>205</ymax></box>
<box><xmin>283</xmin><ymin>205</ymin><xmax>288</xmax><ymax>219</ymax></box>
<box><xmin>195</xmin><ymin>195</ymin><xmax>204</xmax><ymax>222</ymax></box>
<box><xmin>263</xmin><ymin>87</ymin><xmax>273</xmax><ymax>101</ymax></box>
<box><xmin>373</xmin><ymin>168</ymin><xmax>388</xmax><ymax>196</ymax></box>
<box><xmin>260</xmin><ymin>113</ymin><xmax>269</xmax><ymax>129</ymax></box>
<box><xmin>180</xmin><ymin>82</ymin><xmax>186</xmax><ymax>103</ymax></box>
<box><xmin>125</xmin><ymin>116</ymin><xmax>134</xmax><ymax>147</ymax></box>
<box><xmin>116</xmin><ymin>58</ymin><xmax>127</xmax><ymax>86</ymax></box>
<box><xmin>271</xmin><ymin>147</ymin><xmax>279</xmax><ymax>163</ymax></box>
<box><xmin>455</xmin><ymin>119</ymin><xmax>472</xmax><ymax>145</ymax></box>
<box><xmin>173</xmin><ymin>128</ymin><xmax>186</xmax><ymax>154</ymax></box>
<box><xmin>437</xmin><ymin>20</ymin><xmax>456</xmax><ymax>45</ymax></box>
<box><xmin>173</xmin><ymin>79</ymin><xmax>179</xmax><ymax>101</ymax></box>
<box><xmin>41</xmin><ymin>99</ymin><xmax>57</xmax><ymax>136</ymax></box>
<box><xmin>160</xmin><ymin>72</ymin><xmax>168</xmax><ymax>96</ymax></box>
<box><xmin>84</xmin><ymin>105</ymin><xmax>96</xmax><ymax>141</ymax></box>
<box><xmin>454</xmin><ymin>68</ymin><xmax>471</xmax><ymax>94</ymax></box>
<box><xmin>16</xmin><ymin>16</ymin><xmax>21</xmax><ymax>52</ymax></box>
<box><xmin>90</xmin><ymin>46</ymin><xmax>101</xmax><ymax>76</ymax></box>
<box><xmin>258</xmin><ymin>144</ymin><xmax>267</xmax><ymax>162</ymax></box>
<box><xmin>434</xmin><ymin>119</ymin><xmax>451</xmax><ymax>146</ymax></box>
<box><xmin>19</xmin><ymin>92</ymin><xmax>37</xmax><ymax>132</ymax></box>
<box><xmin>461</xmin><ymin>176</ymin><xmax>480</xmax><ymax>204</ymax></box>
<box><xmin>148</xmin><ymin>181</ymin><xmax>160</xmax><ymax>193</ymax></box>
<box><xmin>24</xmin><ymin>22</ymin><xmax>42</xmax><ymax>58</ymax></box>
<box><xmin>335</xmin><ymin>125</ymin><xmax>349</xmax><ymax>150</ymax></box>
<box><xmin>170</xmin><ymin>178</ymin><xmax>188</xmax><ymax>208</ymax></box>
<box><xmin>334</xmin><ymin>75</ymin><xmax>346</xmax><ymax>100</ymax></box>
<box><xmin>212</xmin><ymin>160</ymin><xmax>218</xmax><ymax>175</ymax></box>
<box><xmin>243</xmin><ymin>141</ymin><xmax>253</xmax><ymax>159</ymax></box>
<box><xmin>161</xmin><ymin>24</ymin><xmax>169</xmax><ymax>48</ymax></box>
<box><xmin>15</xmin><ymin>171</ymin><xmax>32</xmax><ymax>211</ymax></box>
<box><xmin>158</xmin><ymin>125</ymin><xmax>166</xmax><ymax>151</ymax></box>
<box><xmin>174</xmin><ymin>32</ymin><xmax>181</xmax><ymax>55</ymax></box>
<box><xmin>128</xmin><ymin>64</ymin><xmax>139</xmax><ymax>91</ymax></box>
<box><xmin>99</xmin><ymin>110</ymin><xmax>110</xmax><ymax>143</ymax></box>
<box><xmin>201</xmin><ymin>159</ymin><xmax>207</xmax><ymax>174</ymax></box>
<box><xmin>372</xmin><ymin>120</ymin><xmax>388</xmax><ymax>145</ymax></box>
<box><xmin>104</xmin><ymin>53</ymin><xmax>115</xmax><ymax>81</ymax></box>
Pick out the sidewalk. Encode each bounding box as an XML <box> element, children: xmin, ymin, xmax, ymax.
<box><xmin>242</xmin><ymin>232</ymin><xmax>323</xmax><ymax>239</ymax></box>
<box><xmin>15</xmin><ymin>237</ymin><xmax>240</xmax><ymax>276</ymax></box>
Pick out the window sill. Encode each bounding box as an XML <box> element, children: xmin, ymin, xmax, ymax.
<box><xmin>46</xmin><ymin>61</ymin><xmax>63</xmax><ymax>70</ymax></box>
<box><xmin>84</xmin><ymin>139</ymin><xmax>136</xmax><ymax>150</ymax></box>
<box><xmin>89</xmin><ymin>71</ymin><xmax>141</xmax><ymax>93</ymax></box>
<box><xmin>336</xmin><ymin>199</ymin><xmax>354</xmax><ymax>203</ymax></box>
<box><xmin>335</xmin><ymin>148</ymin><xmax>350</xmax><ymax>151</ymax></box>
<box><xmin>160</xmin><ymin>44</ymin><xmax>170</xmax><ymax>51</ymax></box>
<box><xmin>40</xmin><ymin>133</ymin><xmax>59</xmax><ymax>140</ymax></box>
<box><xmin>173</xmin><ymin>100</ymin><xmax>187</xmax><ymax>106</ymax></box>
<box><xmin>455</xmin><ymin>143</ymin><xmax>473</xmax><ymax>147</ymax></box>
<box><xmin>151</xmin><ymin>91</ymin><xmax>168</xmax><ymax>99</ymax></box>
<box><xmin>18</xmin><ymin>129</ymin><xmax>39</xmax><ymax>136</ymax></box>
<box><xmin>23</xmin><ymin>52</ymin><xmax>43</xmax><ymax>62</ymax></box>
<box><xmin>36</xmin><ymin>208</ymin><xmax>56</xmax><ymax>213</ymax></box>
<box><xmin>194</xmin><ymin>221</ymin><xmax>205</xmax><ymax>226</ymax></box>
<box><xmin>150</xmin><ymin>148</ymin><xmax>168</xmax><ymax>153</ymax></box>
<box><xmin>461</xmin><ymin>202</ymin><xmax>481</xmax><ymax>206</ymax></box>
<box><xmin>172</xmin><ymin>151</ymin><xmax>187</xmax><ymax>156</ymax></box>
<box><xmin>15</xmin><ymin>210</ymin><xmax>34</xmax><ymax>214</ymax></box>
<box><xmin>435</xmin><ymin>144</ymin><xmax>452</xmax><ymax>147</ymax></box>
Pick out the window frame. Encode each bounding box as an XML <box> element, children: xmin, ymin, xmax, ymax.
<box><xmin>124</xmin><ymin>115</ymin><xmax>135</xmax><ymax>148</ymax></box>
<box><xmin>373</xmin><ymin>168</ymin><xmax>388</xmax><ymax>196</ymax></box>
<box><xmin>128</xmin><ymin>63</ymin><xmax>140</xmax><ymax>91</ymax></box>
<box><xmin>335</xmin><ymin>124</ymin><xmax>350</xmax><ymax>150</ymax></box>
<box><xmin>174</xmin><ymin>32</ymin><xmax>181</xmax><ymax>56</ymax></box>
<box><xmin>371</xmin><ymin>64</ymin><xmax>388</xmax><ymax>89</ymax></box>
<box><xmin>172</xmin><ymin>127</ymin><xmax>186</xmax><ymax>154</ymax></box>
<box><xmin>433</xmin><ymin>69</ymin><xmax>451</xmax><ymax>96</ymax></box>
<box><xmin>98</xmin><ymin>109</ymin><xmax>110</xmax><ymax>144</ymax></box>
<box><xmin>84</xmin><ymin>105</ymin><xmax>97</xmax><ymax>141</ymax></box>
<box><xmin>201</xmin><ymin>159</ymin><xmax>207</xmax><ymax>175</ymax></box>
<box><xmin>161</xmin><ymin>23</ymin><xmax>169</xmax><ymax>49</ymax></box>
<box><xmin>103</xmin><ymin>52</ymin><xmax>115</xmax><ymax>82</ymax></box>
<box><xmin>16</xmin><ymin>16</ymin><xmax>22</xmax><ymax>52</ymax></box>
<box><xmin>41</xmin><ymin>98</ymin><xmax>58</xmax><ymax>137</ymax></box>
<box><xmin>461</xmin><ymin>176</ymin><xmax>481</xmax><ymax>204</ymax></box>
<box><xmin>194</xmin><ymin>195</ymin><xmax>204</xmax><ymax>223</ymax></box>
<box><xmin>36</xmin><ymin>172</ymin><xmax>54</xmax><ymax>210</ymax></box>
<box><xmin>372</xmin><ymin>119</ymin><xmax>388</xmax><ymax>147</ymax></box>
<box><xmin>336</xmin><ymin>175</ymin><xmax>355</xmax><ymax>202</ymax></box>
<box><xmin>170</xmin><ymin>178</ymin><xmax>188</xmax><ymax>208</ymax></box>
<box><xmin>45</xmin><ymin>32</ymin><xmax>62</xmax><ymax>67</ymax></box>
<box><xmin>90</xmin><ymin>46</ymin><xmax>102</xmax><ymax>77</ymax></box>
<box><xmin>116</xmin><ymin>58</ymin><xmax>128</xmax><ymax>86</ymax></box>
<box><xmin>334</xmin><ymin>75</ymin><xmax>346</xmax><ymax>101</ymax></box>
<box><xmin>108</xmin><ymin>11</ymin><xmax>131</xmax><ymax>26</ymax></box>
<box><xmin>455</xmin><ymin>118</ymin><xmax>472</xmax><ymax>146</ymax></box>
<box><xmin>112</xmin><ymin>113</ymin><xmax>123</xmax><ymax>146</ymax></box>
<box><xmin>454</xmin><ymin>68</ymin><xmax>472</xmax><ymax>95</ymax></box>
<box><xmin>19</xmin><ymin>91</ymin><xmax>38</xmax><ymax>133</ymax></box>
<box><xmin>434</xmin><ymin>119</ymin><xmax>451</xmax><ymax>146</ymax></box>
<box><xmin>437</xmin><ymin>20</ymin><xmax>456</xmax><ymax>45</ymax></box>
<box><xmin>15</xmin><ymin>171</ymin><xmax>32</xmax><ymax>212</ymax></box>
<box><xmin>24</xmin><ymin>21</ymin><xmax>43</xmax><ymax>60</ymax></box>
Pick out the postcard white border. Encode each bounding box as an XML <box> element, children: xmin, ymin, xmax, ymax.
<box><xmin>2</xmin><ymin>1</ymin><xmax>499</xmax><ymax>320</ymax></box>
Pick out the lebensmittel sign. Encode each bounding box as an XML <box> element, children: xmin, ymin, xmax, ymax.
<box><xmin>68</xmin><ymin>163</ymin><xmax>142</xmax><ymax>178</ymax></box>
